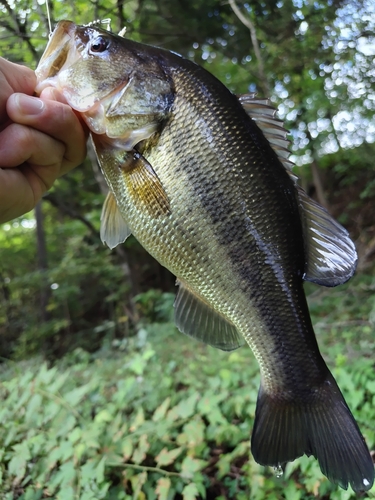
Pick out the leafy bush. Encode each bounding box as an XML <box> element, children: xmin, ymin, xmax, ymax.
<box><xmin>1</xmin><ymin>280</ymin><xmax>375</xmax><ymax>500</ymax></box>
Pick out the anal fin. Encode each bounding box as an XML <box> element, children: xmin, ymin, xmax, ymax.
<box><xmin>174</xmin><ymin>280</ymin><xmax>245</xmax><ymax>351</ymax></box>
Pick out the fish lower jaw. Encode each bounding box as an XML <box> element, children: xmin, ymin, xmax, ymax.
<box><xmin>34</xmin><ymin>77</ymin><xmax>59</xmax><ymax>95</ymax></box>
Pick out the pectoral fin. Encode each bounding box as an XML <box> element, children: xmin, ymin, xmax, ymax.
<box><xmin>122</xmin><ymin>150</ymin><xmax>170</xmax><ymax>217</ymax></box>
<box><xmin>100</xmin><ymin>191</ymin><xmax>131</xmax><ymax>249</ymax></box>
<box><xmin>298</xmin><ymin>186</ymin><xmax>358</xmax><ymax>286</ymax></box>
<box><xmin>174</xmin><ymin>280</ymin><xmax>245</xmax><ymax>351</ymax></box>
<box><xmin>92</xmin><ymin>134</ymin><xmax>170</xmax><ymax>218</ymax></box>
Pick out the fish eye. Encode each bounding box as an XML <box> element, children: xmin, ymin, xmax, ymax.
<box><xmin>89</xmin><ymin>36</ymin><xmax>110</xmax><ymax>54</ymax></box>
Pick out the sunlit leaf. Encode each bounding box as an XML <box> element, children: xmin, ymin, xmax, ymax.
<box><xmin>152</xmin><ymin>397</ymin><xmax>171</xmax><ymax>422</ymax></box>
<box><xmin>180</xmin><ymin>456</ymin><xmax>208</xmax><ymax>479</ymax></box>
<box><xmin>182</xmin><ymin>483</ymin><xmax>199</xmax><ymax>500</ymax></box>
<box><xmin>132</xmin><ymin>434</ymin><xmax>150</xmax><ymax>464</ymax></box>
<box><xmin>155</xmin><ymin>477</ymin><xmax>171</xmax><ymax>500</ymax></box>
<box><xmin>155</xmin><ymin>446</ymin><xmax>184</xmax><ymax>467</ymax></box>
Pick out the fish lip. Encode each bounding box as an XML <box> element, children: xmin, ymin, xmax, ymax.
<box><xmin>35</xmin><ymin>21</ymin><xmax>117</xmax><ymax>115</ymax></box>
<box><xmin>35</xmin><ymin>21</ymin><xmax>77</xmax><ymax>95</ymax></box>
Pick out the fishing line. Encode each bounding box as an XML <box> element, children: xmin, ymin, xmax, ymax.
<box><xmin>45</xmin><ymin>0</ymin><xmax>52</xmax><ymax>37</ymax></box>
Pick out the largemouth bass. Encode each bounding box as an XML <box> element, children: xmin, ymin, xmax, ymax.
<box><xmin>35</xmin><ymin>21</ymin><xmax>374</xmax><ymax>491</ymax></box>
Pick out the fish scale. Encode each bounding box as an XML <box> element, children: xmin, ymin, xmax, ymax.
<box><xmin>35</xmin><ymin>21</ymin><xmax>374</xmax><ymax>491</ymax></box>
<box><xmin>102</xmin><ymin>59</ymin><xmax>337</xmax><ymax>411</ymax></box>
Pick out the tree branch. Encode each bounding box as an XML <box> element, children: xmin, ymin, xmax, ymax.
<box><xmin>43</xmin><ymin>193</ymin><xmax>99</xmax><ymax>237</ymax></box>
<box><xmin>0</xmin><ymin>0</ymin><xmax>38</xmax><ymax>62</ymax></box>
<box><xmin>229</xmin><ymin>0</ymin><xmax>271</xmax><ymax>96</ymax></box>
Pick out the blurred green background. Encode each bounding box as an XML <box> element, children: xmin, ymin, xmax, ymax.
<box><xmin>0</xmin><ymin>0</ymin><xmax>374</xmax><ymax>498</ymax></box>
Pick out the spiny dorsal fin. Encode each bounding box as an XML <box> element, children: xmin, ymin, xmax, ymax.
<box><xmin>100</xmin><ymin>191</ymin><xmax>132</xmax><ymax>249</ymax></box>
<box><xmin>174</xmin><ymin>280</ymin><xmax>245</xmax><ymax>351</ymax></box>
<box><xmin>239</xmin><ymin>94</ymin><xmax>292</xmax><ymax>171</ymax></box>
<box><xmin>239</xmin><ymin>93</ymin><xmax>357</xmax><ymax>286</ymax></box>
<box><xmin>118</xmin><ymin>27</ymin><xmax>127</xmax><ymax>37</ymax></box>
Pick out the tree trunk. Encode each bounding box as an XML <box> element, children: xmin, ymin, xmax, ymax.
<box><xmin>310</xmin><ymin>160</ymin><xmax>329</xmax><ymax>210</ymax></box>
<box><xmin>35</xmin><ymin>201</ymin><xmax>50</xmax><ymax>323</ymax></box>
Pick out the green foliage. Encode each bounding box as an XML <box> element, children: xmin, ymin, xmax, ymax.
<box><xmin>1</xmin><ymin>0</ymin><xmax>375</xmax><ymax>358</ymax></box>
<box><xmin>1</xmin><ymin>1</ymin><xmax>375</xmax><ymax>496</ymax></box>
<box><xmin>134</xmin><ymin>291</ymin><xmax>175</xmax><ymax>323</ymax></box>
<box><xmin>0</xmin><ymin>274</ymin><xmax>375</xmax><ymax>499</ymax></box>
<box><xmin>0</xmin><ymin>208</ymin><xmax>132</xmax><ymax>359</ymax></box>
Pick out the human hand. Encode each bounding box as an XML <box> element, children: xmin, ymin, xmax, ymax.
<box><xmin>0</xmin><ymin>57</ymin><xmax>88</xmax><ymax>223</ymax></box>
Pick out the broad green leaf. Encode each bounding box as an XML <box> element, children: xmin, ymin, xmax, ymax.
<box><xmin>95</xmin><ymin>409</ymin><xmax>113</xmax><ymax>423</ymax></box>
<box><xmin>130</xmin><ymin>407</ymin><xmax>145</xmax><ymax>431</ymax></box>
<box><xmin>128</xmin><ymin>354</ymin><xmax>147</xmax><ymax>375</ymax></box>
<box><xmin>59</xmin><ymin>441</ymin><xmax>74</xmax><ymax>461</ymax></box>
<box><xmin>25</xmin><ymin>393</ymin><xmax>43</xmax><ymax>424</ymax></box>
<box><xmin>68</xmin><ymin>426</ymin><xmax>82</xmax><ymax>444</ymax></box>
<box><xmin>55</xmin><ymin>415</ymin><xmax>77</xmax><ymax>438</ymax></box>
<box><xmin>152</xmin><ymin>397</ymin><xmax>171</xmax><ymax>422</ymax></box>
<box><xmin>8</xmin><ymin>441</ymin><xmax>30</xmax><ymax>482</ymax></box>
<box><xmin>216</xmin><ymin>455</ymin><xmax>231</xmax><ymax>479</ymax></box>
<box><xmin>155</xmin><ymin>446</ymin><xmax>184</xmax><ymax>467</ymax></box>
<box><xmin>182</xmin><ymin>483</ymin><xmax>199</xmax><ymax>500</ymax></box>
<box><xmin>35</xmin><ymin>364</ymin><xmax>58</xmax><ymax>385</ymax></box>
<box><xmin>56</xmin><ymin>486</ymin><xmax>75</xmax><ymax>500</ymax></box>
<box><xmin>180</xmin><ymin>456</ymin><xmax>208</xmax><ymax>479</ymax></box>
<box><xmin>74</xmin><ymin>442</ymin><xmax>86</xmax><ymax>462</ymax></box>
<box><xmin>132</xmin><ymin>434</ymin><xmax>150</xmax><ymax>464</ymax></box>
<box><xmin>167</xmin><ymin>392</ymin><xmax>199</xmax><ymax>421</ymax></box>
<box><xmin>80</xmin><ymin>426</ymin><xmax>101</xmax><ymax>450</ymax></box>
<box><xmin>130</xmin><ymin>472</ymin><xmax>147</xmax><ymax>499</ymax></box>
<box><xmin>96</xmin><ymin>456</ymin><xmax>106</xmax><ymax>483</ymax></box>
<box><xmin>177</xmin><ymin>418</ymin><xmax>205</xmax><ymax>448</ymax></box>
<box><xmin>47</xmin><ymin>461</ymin><xmax>76</xmax><ymax>494</ymax></box>
<box><xmin>48</xmin><ymin>371</ymin><xmax>71</xmax><ymax>394</ymax></box>
<box><xmin>64</xmin><ymin>383</ymin><xmax>92</xmax><ymax>406</ymax></box>
<box><xmin>282</xmin><ymin>482</ymin><xmax>302</xmax><ymax>500</ymax></box>
<box><xmin>155</xmin><ymin>477</ymin><xmax>171</xmax><ymax>500</ymax></box>
<box><xmin>366</xmin><ymin>380</ymin><xmax>375</xmax><ymax>393</ymax></box>
<box><xmin>80</xmin><ymin>460</ymin><xmax>97</xmax><ymax>485</ymax></box>
<box><xmin>122</xmin><ymin>436</ymin><xmax>134</xmax><ymax>461</ymax></box>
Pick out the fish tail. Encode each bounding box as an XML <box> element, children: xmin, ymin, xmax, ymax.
<box><xmin>251</xmin><ymin>371</ymin><xmax>374</xmax><ymax>491</ymax></box>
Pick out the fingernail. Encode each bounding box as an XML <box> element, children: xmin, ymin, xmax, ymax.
<box><xmin>15</xmin><ymin>94</ymin><xmax>45</xmax><ymax>115</ymax></box>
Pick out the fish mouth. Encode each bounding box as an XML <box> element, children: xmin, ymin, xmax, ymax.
<box><xmin>35</xmin><ymin>21</ymin><xmax>127</xmax><ymax>120</ymax></box>
<box><xmin>35</xmin><ymin>21</ymin><xmax>78</xmax><ymax>94</ymax></box>
<box><xmin>35</xmin><ymin>21</ymin><xmax>108</xmax><ymax>114</ymax></box>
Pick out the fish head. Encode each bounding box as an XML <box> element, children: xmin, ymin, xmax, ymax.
<box><xmin>35</xmin><ymin>21</ymin><xmax>174</xmax><ymax>141</ymax></box>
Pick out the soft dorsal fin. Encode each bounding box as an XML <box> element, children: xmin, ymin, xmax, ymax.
<box><xmin>174</xmin><ymin>280</ymin><xmax>245</xmax><ymax>351</ymax></box>
<box><xmin>297</xmin><ymin>186</ymin><xmax>357</xmax><ymax>286</ymax></box>
<box><xmin>238</xmin><ymin>93</ymin><xmax>357</xmax><ymax>287</ymax></box>
<box><xmin>100</xmin><ymin>191</ymin><xmax>132</xmax><ymax>249</ymax></box>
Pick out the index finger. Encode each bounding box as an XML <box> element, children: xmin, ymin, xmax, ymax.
<box><xmin>0</xmin><ymin>58</ymin><xmax>36</xmax><ymax>122</ymax></box>
<box><xmin>7</xmin><ymin>89</ymin><xmax>88</xmax><ymax>175</ymax></box>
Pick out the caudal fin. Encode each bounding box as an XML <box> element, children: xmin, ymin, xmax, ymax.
<box><xmin>251</xmin><ymin>372</ymin><xmax>374</xmax><ymax>491</ymax></box>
